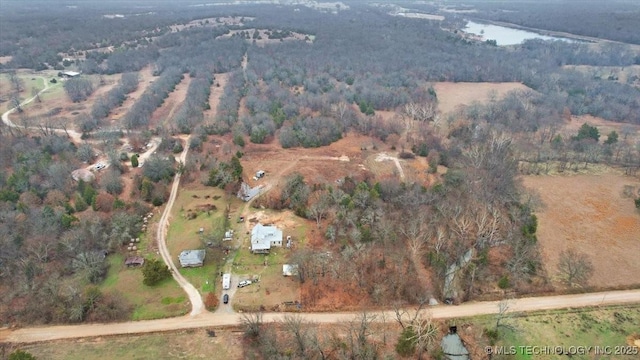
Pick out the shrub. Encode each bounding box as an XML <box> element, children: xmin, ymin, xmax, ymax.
<box><xmin>131</xmin><ymin>154</ymin><xmax>139</xmax><ymax>168</ymax></box>
<box><xmin>498</xmin><ymin>275</ymin><xmax>510</xmax><ymax>289</ymax></box>
<box><xmin>142</xmin><ymin>258</ymin><xmax>171</xmax><ymax>286</ymax></box>
<box><xmin>233</xmin><ymin>133</ymin><xmax>245</xmax><ymax>147</ymax></box>
<box><xmin>9</xmin><ymin>349</ymin><xmax>37</xmax><ymax>360</ymax></box>
<box><xmin>635</xmin><ymin>197</ymin><xmax>640</xmax><ymax>209</ymax></box>
<box><xmin>152</xmin><ymin>196</ymin><xmax>164</xmax><ymax>206</ymax></box>
<box><xmin>204</xmin><ymin>292</ymin><xmax>219</xmax><ymax>311</ymax></box>
<box><xmin>484</xmin><ymin>328</ymin><xmax>499</xmax><ymax>345</ymax></box>
<box><xmin>396</xmin><ymin>326</ymin><xmax>417</xmax><ymax>357</ymax></box>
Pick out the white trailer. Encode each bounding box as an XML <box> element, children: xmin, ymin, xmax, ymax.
<box><xmin>222</xmin><ymin>273</ymin><xmax>231</xmax><ymax>290</ymax></box>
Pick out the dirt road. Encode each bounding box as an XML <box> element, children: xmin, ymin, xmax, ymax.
<box><xmin>2</xmin><ymin>289</ymin><xmax>639</xmax><ymax>343</ymax></box>
<box><xmin>375</xmin><ymin>152</ymin><xmax>405</xmax><ymax>180</ymax></box>
<box><xmin>155</xmin><ymin>135</ymin><xmax>205</xmax><ymax>316</ymax></box>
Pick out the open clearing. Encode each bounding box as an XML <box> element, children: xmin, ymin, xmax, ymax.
<box><xmin>166</xmin><ymin>186</ymin><xmax>239</xmax><ymax>294</ymax></box>
<box><xmin>563</xmin><ymin>64</ymin><xmax>640</xmax><ymax>87</ymax></box>
<box><xmin>564</xmin><ymin>115</ymin><xmax>640</xmax><ymax>144</ymax></box>
<box><xmin>14</xmin><ymin>328</ymin><xmax>243</xmax><ymax>360</ymax></box>
<box><xmin>523</xmin><ymin>173</ymin><xmax>640</xmax><ymax>288</ymax></box>
<box><xmin>99</xmin><ymin>209</ymin><xmax>190</xmax><ymax>321</ymax></box>
<box><xmin>433</xmin><ymin>82</ymin><xmax>531</xmax><ymax>115</ymax></box>
<box><xmin>241</xmin><ymin>132</ymin><xmax>433</xmax><ymax>188</ymax></box>
<box><xmin>203</xmin><ymin>72</ymin><xmax>229</xmax><ymax>119</ymax></box>
<box><xmin>109</xmin><ymin>66</ymin><xmax>155</xmax><ymax>123</ymax></box>
<box><xmin>470</xmin><ymin>305</ymin><xmax>640</xmax><ymax>360</ymax></box>
<box><xmin>149</xmin><ymin>75</ymin><xmax>191</xmax><ymax>128</ymax></box>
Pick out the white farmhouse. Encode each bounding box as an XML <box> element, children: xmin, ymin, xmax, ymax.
<box><xmin>251</xmin><ymin>224</ymin><xmax>283</xmax><ymax>254</ymax></box>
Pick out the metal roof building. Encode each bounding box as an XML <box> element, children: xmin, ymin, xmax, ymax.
<box><xmin>178</xmin><ymin>249</ymin><xmax>206</xmax><ymax>267</ymax></box>
<box><xmin>251</xmin><ymin>224</ymin><xmax>283</xmax><ymax>254</ymax></box>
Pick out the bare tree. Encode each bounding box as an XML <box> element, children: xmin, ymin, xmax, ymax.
<box><xmin>308</xmin><ymin>190</ymin><xmax>332</xmax><ymax>228</ymax></box>
<box><xmin>400</xmin><ymin>211</ymin><xmax>429</xmax><ymax>259</ymax></box>
<box><xmin>283</xmin><ymin>314</ymin><xmax>310</xmax><ymax>357</ymax></box>
<box><xmin>241</xmin><ymin>311</ymin><xmax>263</xmax><ymax>339</ymax></box>
<box><xmin>495</xmin><ymin>299</ymin><xmax>515</xmax><ymax>331</ymax></box>
<box><xmin>557</xmin><ymin>249</ymin><xmax>594</xmax><ymax>288</ymax></box>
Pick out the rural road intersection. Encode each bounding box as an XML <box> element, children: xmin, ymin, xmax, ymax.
<box><xmin>2</xmin><ymin>289</ymin><xmax>640</xmax><ymax>343</ymax></box>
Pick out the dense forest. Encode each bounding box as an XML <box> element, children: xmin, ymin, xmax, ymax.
<box><xmin>1</xmin><ymin>0</ymin><xmax>639</xmax><ymax>327</ymax></box>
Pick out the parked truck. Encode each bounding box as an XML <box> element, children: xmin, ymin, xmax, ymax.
<box><xmin>222</xmin><ymin>273</ymin><xmax>231</xmax><ymax>290</ymax></box>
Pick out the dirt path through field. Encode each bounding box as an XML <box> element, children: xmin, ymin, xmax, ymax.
<box><xmin>375</xmin><ymin>152</ymin><xmax>405</xmax><ymax>180</ymax></box>
<box><xmin>3</xmin><ymin>289</ymin><xmax>639</xmax><ymax>343</ymax></box>
<box><xmin>2</xmin><ymin>77</ymin><xmax>83</xmax><ymax>144</ymax></box>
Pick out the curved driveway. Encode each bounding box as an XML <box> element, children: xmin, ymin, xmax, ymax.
<box><xmin>155</xmin><ymin>135</ymin><xmax>205</xmax><ymax>316</ymax></box>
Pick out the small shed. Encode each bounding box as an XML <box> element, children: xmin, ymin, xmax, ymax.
<box><xmin>179</xmin><ymin>249</ymin><xmax>206</xmax><ymax>267</ymax></box>
<box><xmin>440</xmin><ymin>333</ymin><xmax>470</xmax><ymax>360</ymax></box>
<box><xmin>125</xmin><ymin>256</ymin><xmax>145</xmax><ymax>267</ymax></box>
<box><xmin>223</xmin><ymin>229</ymin><xmax>233</xmax><ymax>241</ymax></box>
<box><xmin>282</xmin><ymin>264</ymin><xmax>299</xmax><ymax>277</ymax></box>
<box><xmin>61</xmin><ymin>71</ymin><xmax>81</xmax><ymax>78</ymax></box>
<box><xmin>238</xmin><ymin>182</ymin><xmax>261</xmax><ymax>202</ymax></box>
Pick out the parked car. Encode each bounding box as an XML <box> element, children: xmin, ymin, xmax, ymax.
<box><xmin>223</xmin><ymin>294</ymin><xmax>229</xmax><ymax>304</ymax></box>
<box><xmin>238</xmin><ymin>280</ymin><xmax>252</xmax><ymax>288</ymax></box>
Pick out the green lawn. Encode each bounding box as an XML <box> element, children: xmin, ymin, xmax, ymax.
<box><xmin>167</xmin><ymin>187</ymin><xmax>241</xmax><ymax>293</ymax></box>
<box><xmin>98</xmin><ymin>211</ymin><xmax>189</xmax><ymax>321</ymax></box>
<box><xmin>473</xmin><ymin>305</ymin><xmax>640</xmax><ymax>360</ymax></box>
<box><xmin>21</xmin><ymin>329</ymin><xmax>241</xmax><ymax>360</ymax></box>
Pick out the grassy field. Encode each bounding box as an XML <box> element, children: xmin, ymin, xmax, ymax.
<box><xmin>167</xmin><ymin>186</ymin><xmax>242</xmax><ymax>294</ymax></box>
<box><xmin>470</xmin><ymin>305</ymin><xmax>640</xmax><ymax>360</ymax></box>
<box><xmin>16</xmin><ymin>329</ymin><xmax>243</xmax><ymax>360</ymax></box>
<box><xmin>99</xmin><ymin>253</ymin><xmax>189</xmax><ymax>321</ymax></box>
<box><xmin>0</xmin><ymin>73</ymin><xmax>51</xmax><ymax>112</ymax></box>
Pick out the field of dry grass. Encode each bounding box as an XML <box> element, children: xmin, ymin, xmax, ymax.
<box><xmin>433</xmin><ymin>81</ymin><xmax>531</xmax><ymax>115</ymax></box>
<box><xmin>523</xmin><ymin>173</ymin><xmax>640</xmax><ymax>288</ymax></box>
<box><xmin>109</xmin><ymin>66</ymin><xmax>154</xmax><ymax>123</ymax></box>
<box><xmin>15</xmin><ymin>328</ymin><xmax>243</xmax><ymax>360</ymax></box>
<box><xmin>149</xmin><ymin>75</ymin><xmax>191</xmax><ymax>128</ymax></box>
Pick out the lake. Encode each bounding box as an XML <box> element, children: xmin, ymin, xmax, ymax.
<box><xmin>464</xmin><ymin>21</ymin><xmax>576</xmax><ymax>46</ymax></box>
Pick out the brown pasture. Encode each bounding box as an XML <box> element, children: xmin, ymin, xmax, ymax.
<box><xmin>523</xmin><ymin>173</ymin><xmax>640</xmax><ymax>288</ymax></box>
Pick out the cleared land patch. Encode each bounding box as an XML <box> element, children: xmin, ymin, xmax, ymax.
<box><xmin>523</xmin><ymin>174</ymin><xmax>640</xmax><ymax>288</ymax></box>
<box><xmin>563</xmin><ymin>64</ymin><xmax>640</xmax><ymax>87</ymax></box>
<box><xmin>563</xmin><ymin>115</ymin><xmax>640</xmax><ymax>144</ymax></box>
<box><xmin>17</xmin><ymin>328</ymin><xmax>243</xmax><ymax>360</ymax></box>
<box><xmin>109</xmin><ymin>66</ymin><xmax>154</xmax><ymax>123</ymax></box>
<box><xmin>433</xmin><ymin>82</ymin><xmax>531</xmax><ymax>115</ymax></box>
<box><xmin>149</xmin><ymin>75</ymin><xmax>191</xmax><ymax>128</ymax></box>
<box><xmin>203</xmin><ymin>72</ymin><xmax>229</xmax><ymax>119</ymax></box>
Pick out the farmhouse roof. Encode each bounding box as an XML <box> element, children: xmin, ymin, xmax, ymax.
<box><xmin>251</xmin><ymin>224</ymin><xmax>282</xmax><ymax>252</ymax></box>
<box><xmin>178</xmin><ymin>249</ymin><xmax>206</xmax><ymax>267</ymax></box>
<box><xmin>62</xmin><ymin>71</ymin><xmax>81</xmax><ymax>77</ymax></box>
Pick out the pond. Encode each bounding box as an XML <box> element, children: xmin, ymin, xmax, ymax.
<box><xmin>464</xmin><ymin>21</ymin><xmax>576</xmax><ymax>46</ymax></box>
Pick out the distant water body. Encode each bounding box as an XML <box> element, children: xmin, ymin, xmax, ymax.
<box><xmin>464</xmin><ymin>21</ymin><xmax>576</xmax><ymax>46</ymax></box>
